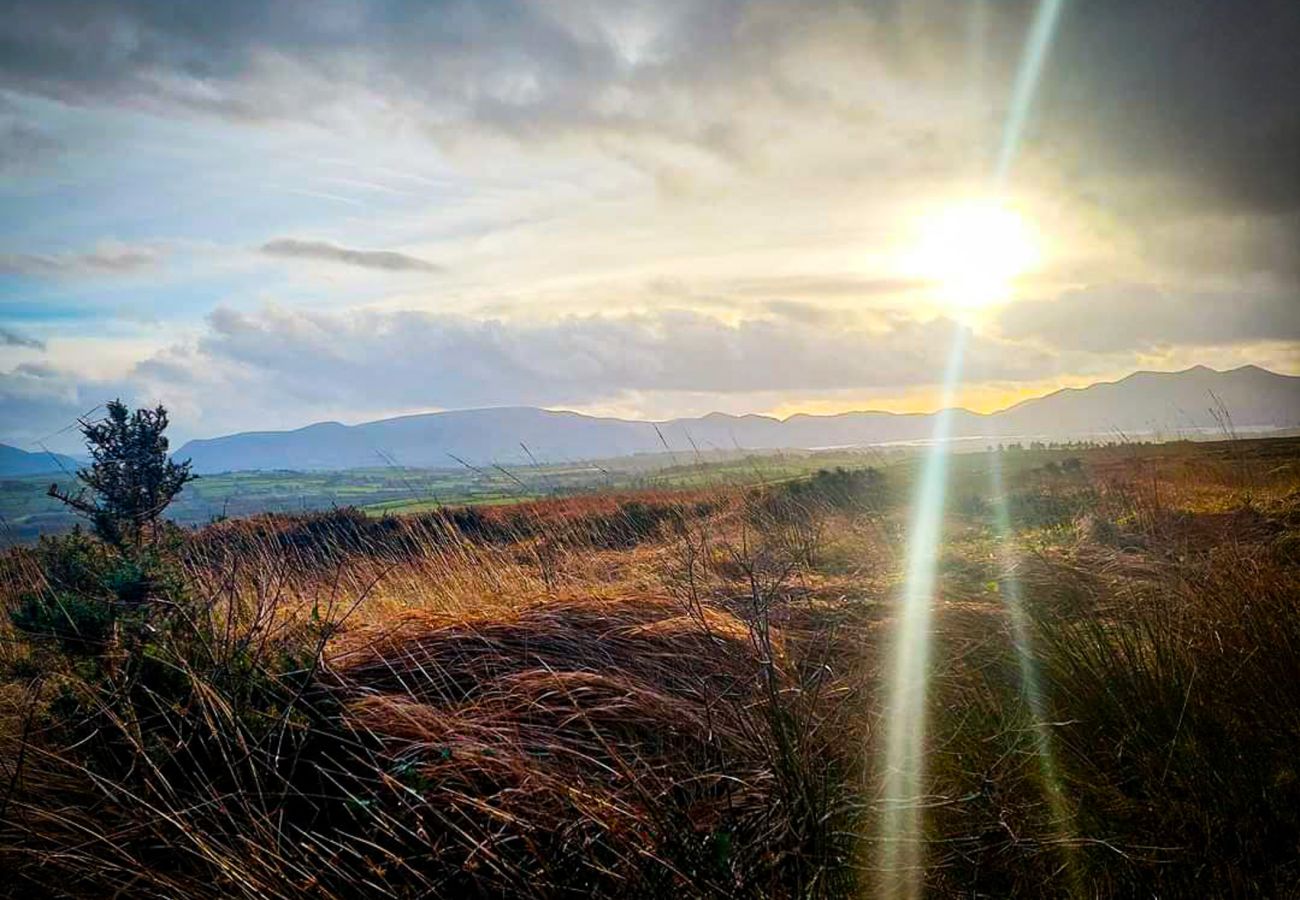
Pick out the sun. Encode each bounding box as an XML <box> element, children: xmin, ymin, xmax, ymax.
<box><xmin>908</xmin><ymin>199</ymin><xmax>1038</xmax><ymax>311</ymax></box>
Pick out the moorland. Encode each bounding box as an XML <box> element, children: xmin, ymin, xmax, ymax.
<box><xmin>1</xmin><ymin>433</ymin><xmax>1298</xmax><ymax>897</ymax></box>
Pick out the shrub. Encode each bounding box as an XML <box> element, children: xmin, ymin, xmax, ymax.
<box><xmin>747</xmin><ymin>467</ymin><xmax>887</xmax><ymax>567</ymax></box>
<box><xmin>1006</xmin><ymin>486</ymin><xmax>1096</xmax><ymax>528</ymax></box>
<box><xmin>562</xmin><ymin>498</ymin><xmax>686</xmax><ymax>550</ymax></box>
<box><xmin>774</xmin><ymin>466</ymin><xmax>889</xmax><ymax>512</ymax></box>
<box><xmin>10</xmin><ymin>588</ymin><xmax>115</xmax><ymax>655</ymax></box>
<box><xmin>47</xmin><ymin>399</ymin><xmax>195</xmax><ymax>550</ymax></box>
<box><xmin>7</xmin><ymin>529</ymin><xmax>179</xmax><ymax>657</ymax></box>
<box><xmin>955</xmin><ymin>492</ymin><xmax>992</xmax><ymax>519</ymax></box>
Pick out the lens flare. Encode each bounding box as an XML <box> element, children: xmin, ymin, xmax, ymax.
<box><xmin>987</xmin><ymin>451</ymin><xmax>1081</xmax><ymax>889</ymax></box>
<box><xmin>996</xmin><ymin>0</ymin><xmax>1068</xmax><ymax>185</ymax></box>
<box><xmin>877</xmin><ymin>327</ymin><xmax>966</xmax><ymax>899</ymax></box>
<box><xmin>875</xmin><ymin>2</ymin><xmax>1069</xmax><ymax>895</ymax></box>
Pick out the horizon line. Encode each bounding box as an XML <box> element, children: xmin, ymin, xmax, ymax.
<box><xmin>161</xmin><ymin>362</ymin><xmax>1290</xmax><ymax>447</ymax></box>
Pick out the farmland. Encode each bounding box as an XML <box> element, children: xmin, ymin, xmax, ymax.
<box><xmin>0</xmin><ymin>447</ymin><xmax>901</xmax><ymax>545</ymax></box>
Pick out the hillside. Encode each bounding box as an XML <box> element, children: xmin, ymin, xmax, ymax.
<box><xmin>176</xmin><ymin>365</ymin><xmax>1300</xmax><ymax>472</ymax></box>
<box><xmin>0</xmin><ymin>444</ymin><xmax>81</xmax><ymax>477</ymax></box>
<box><xmin>5</xmin><ymin>437</ymin><xmax>1300</xmax><ymax>896</ymax></box>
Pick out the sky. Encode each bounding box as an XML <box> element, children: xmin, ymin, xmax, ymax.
<box><xmin>0</xmin><ymin>0</ymin><xmax>1297</xmax><ymax>451</ymax></box>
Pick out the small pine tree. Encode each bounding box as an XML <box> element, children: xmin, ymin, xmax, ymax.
<box><xmin>49</xmin><ymin>399</ymin><xmax>196</xmax><ymax>549</ymax></box>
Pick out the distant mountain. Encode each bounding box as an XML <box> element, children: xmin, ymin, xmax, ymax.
<box><xmin>988</xmin><ymin>365</ymin><xmax>1299</xmax><ymax>439</ymax></box>
<box><xmin>0</xmin><ymin>444</ymin><xmax>81</xmax><ymax>477</ymax></box>
<box><xmin>176</xmin><ymin>365</ymin><xmax>1300</xmax><ymax>473</ymax></box>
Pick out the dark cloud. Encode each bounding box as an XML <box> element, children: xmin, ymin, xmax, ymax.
<box><xmin>0</xmin><ymin>2</ymin><xmax>996</xmax><ymax>152</ymax></box>
<box><xmin>0</xmin><ymin>119</ymin><xmax>60</xmax><ymax>172</ymax></box>
<box><xmin>0</xmin><ymin>0</ymin><xmax>647</xmax><ymax>124</ymax></box>
<box><xmin>1138</xmin><ymin>212</ymin><xmax>1300</xmax><ymax>285</ymax></box>
<box><xmin>0</xmin><ymin>93</ymin><xmax>61</xmax><ymax>173</ymax></box>
<box><xmin>2</xmin><ymin>1</ymin><xmax>1293</xmax><ymax>192</ymax></box>
<box><xmin>2</xmin><ymin>1</ymin><xmax>1291</xmax><ymax>224</ymax></box>
<box><xmin>260</xmin><ymin>238</ymin><xmax>441</xmax><ymax>273</ymax></box>
<box><xmin>1037</xmin><ymin>0</ymin><xmax>1300</xmax><ymax>217</ymax></box>
<box><xmin>998</xmin><ymin>284</ymin><xmax>1300</xmax><ymax>353</ymax></box>
<box><xmin>0</xmin><ymin>327</ymin><xmax>44</xmax><ymax>349</ymax></box>
<box><xmin>0</xmin><ymin>243</ymin><xmax>159</xmax><ymax>276</ymax></box>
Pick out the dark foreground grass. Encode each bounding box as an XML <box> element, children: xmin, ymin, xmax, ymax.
<box><xmin>2</xmin><ymin>447</ymin><xmax>1299</xmax><ymax>897</ymax></box>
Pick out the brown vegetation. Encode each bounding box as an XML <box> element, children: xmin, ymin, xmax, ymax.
<box><xmin>1</xmin><ymin>441</ymin><xmax>1299</xmax><ymax>897</ymax></box>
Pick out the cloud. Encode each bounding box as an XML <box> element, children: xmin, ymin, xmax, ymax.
<box><xmin>0</xmin><ymin>0</ymin><xmax>1295</xmax><ymax>450</ymax></box>
<box><xmin>1038</xmin><ymin>0</ymin><xmax>1300</xmax><ymax>218</ymax></box>
<box><xmin>0</xmin><ymin>94</ymin><xmax>61</xmax><ymax>174</ymax></box>
<box><xmin>0</xmin><ymin>327</ymin><xmax>44</xmax><ymax>349</ymax></box>
<box><xmin>260</xmin><ymin>238</ymin><xmax>441</xmax><ymax>273</ymax></box>
<box><xmin>6</xmin><ymin>297</ymin><xmax>1295</xmax><ymax>451</ymax></box>
<box><xmin>0</xmin><ymin>242</ymin><xmax>160</xmax><ymax>277</ymax></box>
<box><xmin>178</xmin><ymin>304</ymin><xmax>1054</xmax><ymax>414</ymax></box>
<box><xmin>998</xmin><ymin>285</ymin><xmax>1300</xmax><ymax>353</ymax></box>
<box><xmin>1140</xmin><ymin>212</ymin><xmax>1300</xmax><ymax>285</ymax></box>
<box><xmin>0</xmin><ymin>1</ymin><xmax>1007</xmax><ymax>194</ymax></box>
<box><xmin>0</xmin><ymin>119</ymin><xmax>60</xmax><ymax>173</ymax></box>
<box><xmin>1</xmin><ymin>2</ymin><xmax>1292</xmax><ymax>194</ymax></box>
<box><xmin>2</xmin><ymin>0</ymin><xmax>1292</xmax><ymax>267</ymax></box>
<box><xmin>0</xmin><ymin>363</ymin><xmax>104</xmax><ymax>449</ymax></box>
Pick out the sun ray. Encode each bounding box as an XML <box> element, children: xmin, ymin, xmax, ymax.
<box><xmin>996</xmin><ymin>0</ymin><xmax>1069</xmax><ymax>185</ymax></box>
<box><xmin>877</xmin><ymin>327</ymin><xmax>967</xmax><ymax>898</ymax></box>
<box><xmin>988</xmin><ymin>449</ymin><xmax>1082</xmax><ymax>890</ymax></box>
<box><xmin>875</xmin><ymin>2</ymin><xmax>1070</xmax><ymax>895</ymax></box>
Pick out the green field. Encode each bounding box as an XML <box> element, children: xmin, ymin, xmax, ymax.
<box><xmin>10</xmin><ymin>435</ymin><xmax>1268</xmax><ymax>547</ymax></box>
<box><xmin>0</xmin><ymin>447</ymin><xmax>901</xmax><ymax>545</ymax></box>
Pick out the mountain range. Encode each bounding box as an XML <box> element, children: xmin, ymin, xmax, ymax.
<box><xmin>171</xmin><ymin>365</ymin><xmax>1300</xmax><ymax>474</ymax></box>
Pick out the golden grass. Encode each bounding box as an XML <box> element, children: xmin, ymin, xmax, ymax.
<box><xmin>0</xmin><ymin>440</ymin><xmax>1298</xmax><ymax>897</ymax></box>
